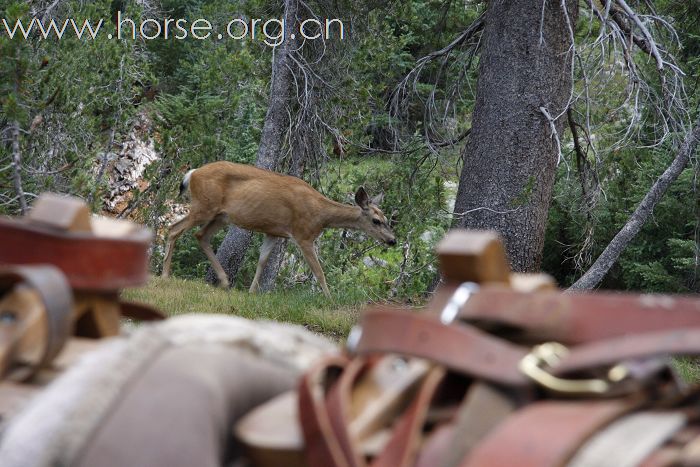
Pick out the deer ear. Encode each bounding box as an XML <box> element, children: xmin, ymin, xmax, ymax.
<box><xmin>355</xmin><ymin>187</ymin><xmax>370</xmax><ymax>209</ymax></box>
<box><xmin>371</xmin><ymin>192</ymin><xmax>384</xmax><ymax>206</ymax></box>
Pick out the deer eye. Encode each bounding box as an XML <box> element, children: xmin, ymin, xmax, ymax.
<box><xmin>372</xmin><ymin>219</ymin><xmax>381</xmax><ymax>225</ymax></box>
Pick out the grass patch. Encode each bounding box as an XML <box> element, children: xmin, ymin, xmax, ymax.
<box><xmin>121</xmin><ymin>277</ymin><xmax>365</xmax><ymax>341</ymax></box>
<box><xmin>673</xmin><ymin>357</ymin><xmax>700</xmax><ymax>384</ymax></box>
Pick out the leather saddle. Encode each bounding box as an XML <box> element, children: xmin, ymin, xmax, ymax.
<box><xmin>237</xmin><ymin>230</ymin><xmax>700</xmax><ymax>467</ymax></box>
<box><xmin>0</xmin><ymin>193</ymin><xmax>162</xmax><ymax>419</ymax></box>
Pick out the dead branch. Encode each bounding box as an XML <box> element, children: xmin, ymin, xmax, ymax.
<box><xmin>569</xmin><ymin>119</ymin><xmax>700</xmax><ymax>290</ymax></box>
<box><xmin>390</xmin><ymin>12</ymin><xmax>485</xmax><ymax>151</ymax></box>
<box><xmin>9</xmin><ymin>121</ymin><xmax>28</xmax><ymax>215</ymax></box>
<box><xmin>540</xmin><ymin>106</ymin><xmax>565</xmax><ymax>167</ymax></box>
<box><xmin>615</xmin><ymin>0</ymin><xmax>664</xmax><ymax>70</ymax></box>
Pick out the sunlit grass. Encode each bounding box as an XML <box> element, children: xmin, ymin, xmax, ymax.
<box><xmin>121</xmin><ymin>276</ymin><xmax>364</xmax><ymax>340</ymax></box>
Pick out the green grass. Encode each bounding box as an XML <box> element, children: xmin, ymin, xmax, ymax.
<box><xmin>673</xmin><ymin>357</ymin><xmax>700</xmax><ymax>384</ymax></box>
<box><xmin>121</xmin><ymin>277</ymin><xmax>365</xmax><ymax>340</ymax></box>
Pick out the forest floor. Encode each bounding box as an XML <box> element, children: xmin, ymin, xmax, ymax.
<box><xmin>122</xmin><ymin>277</ymin><xmax>364</xmax><ymax>341</ymax></box>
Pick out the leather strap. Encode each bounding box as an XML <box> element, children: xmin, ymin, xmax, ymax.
<box><xmin>0</xmin><ymin>265</ymin><xmax>73</xmax><ymax>381</ymax></box>
<box><xmin>355</xmin><ymin>309</ymin><xmax>529</xmax><ymax>386</ymax></box>
<box><xmin>298</xmin><ymin>355</ymin><xmax>352</xmax><ymax>467</ymax></box>
<box><xmin>554</xmin><ymin>328</ymin><xmax>700</xmax><ymax>377</ymax></box>
<box><xmin>459</xmin><ymin>400</ymin><xmax>633</xmax><ymax>467</ymax></box>
<box><xmin>299</xmin><ymin>357</ymin><xmax>448</xmax><ymax>467</ymax></box>
<box><xmin>434</xmin><ymin>286</ymin><xmax>700</xmax><ymax>345</ymax></box>
<box><xmin>371</xmin><ymin>367</ymin><xmax>446</xmax><ymax>467</ymax></box>
<box><xmin>326</xmin><ymin>358</ymin><xmax>368</xmax><ymax>467</ymax></box>
<box><xmin>0</xmin><ymin>217</ymin><xmax>150</xmax><ymax>291</ymax></box>
<box><xmin>356</xmin><ymin>308</ymin><xmax>700</xmax><ymax>388</ymax></box>
<box><xmin>298</xmin><ymin>283</ymin><xmax>700</xmax><ymax>466</ymax></box>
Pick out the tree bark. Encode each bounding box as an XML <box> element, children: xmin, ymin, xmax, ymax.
<box><xmin>10</xmin><ymin>121</ymin><xmax>28</xmax><ymax>215</ymax></box>
<box><xmin>209</xmin><ymin>0</ymin><xmax>299</xmax><ymax>288</ymax></box>
<box><xmin>452</xmin><ymin>0</ymin><xmax>578</xmax><ymax>272</ymax></box>
<box><xmin>569</xmin><ymin>119</ymin><xmax>700</xmax><ymax>290</ymax></box>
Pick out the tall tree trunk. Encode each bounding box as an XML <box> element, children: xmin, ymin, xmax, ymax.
<box><xmin>209</xmin><ymin>0</ymin><xmax>299</xmax><ymax>287</ymax></box>
<box><xmin>569</xmin><ymin>119</ymin><xmax>700</xmax><ymax>290</ymax></box>
<box><xmin>452</xmin><ymin>0</ymin><xmax>578</xmax><ymax>271</ymax></box>
<box><xmin>10</xmin><ymin>121</ymin><xmax>28</xmax><ymax>215</ymax></box>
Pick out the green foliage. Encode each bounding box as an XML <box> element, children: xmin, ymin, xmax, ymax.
<box><xmin>0</xmin><ymin>0</ymin><xmax>151</xmax><ymax>211</ymax></box>
<box><xmin>282</xmin><ymin>152</ymin><xmax>451</xmax><ymax>299</ymax></box>
<box><xmin>543</xmin><ymin>146</ymin><xmax>697</xmax><ymax>292</ymax></box>
<box><xmin>541</xmin><ymin>0</ymin><xmax>700</xmax><ymax>293</ymax></box>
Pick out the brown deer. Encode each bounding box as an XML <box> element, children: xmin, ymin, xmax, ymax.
<box><xmin>161</xmin><ymin>161</ymin><xmax>396</xmax><ymax>296</ymax></box>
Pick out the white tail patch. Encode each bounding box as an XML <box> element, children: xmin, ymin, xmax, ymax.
<box><xmin>179</xmin><ymin>169</ymin><xmax>196</xmax><ymax>196</ymax></box>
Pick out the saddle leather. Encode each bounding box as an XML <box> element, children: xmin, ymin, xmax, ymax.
<box><xmin>0</xmin><ymin>193</ymin><xmax>151</xmax><ymax>291</ymax></box>
<box><xmin>0</xmin><ymin>194</ymin><xmax>163</xmax><ymax>424</ymax></box>
<box><xmin>235</xmin><ymin>230</ymin><xmax>700</xmax><ymax>467</ymax></box>
<box><xmin>0</xmin><ymin>265</ymin><xmax>73</xmax><ymax>382</ymax></box>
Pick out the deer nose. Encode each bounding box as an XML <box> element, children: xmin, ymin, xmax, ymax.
<box><xmin>387</xmin><ymin>238</ymin><xmax>397</xmax><ymax>246</ymax></box>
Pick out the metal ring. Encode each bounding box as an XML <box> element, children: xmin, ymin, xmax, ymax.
<box><xmin>440</xmin><ymin>282</ymin><xmax>480</xmax><ymax>325</ymax></box>
<box><xmin>346</xmin><ymin>325</ymin><xmax>363</xmax><ymax>353</ymax></box>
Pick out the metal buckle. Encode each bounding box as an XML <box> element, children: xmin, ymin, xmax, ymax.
<box><xmin>440</xmin><ymin>282</ymin><xmax>480</xmax><ymax>325</ymax></box>
<box><xmin>519</xmin><ymin>342</ymin><xmax>629</xmax><ymax>395</ymax></box>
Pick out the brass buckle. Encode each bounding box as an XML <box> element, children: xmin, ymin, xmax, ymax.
<box><xmin>519</xmin><ymin>342</ymin><xmax>629</xmax><ymax>395</ymax></box>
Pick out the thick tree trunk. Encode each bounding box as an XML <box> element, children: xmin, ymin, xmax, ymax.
<box><xmin>209</xmin><ymin>0</ymin><xmax>298</xmax><ymax>287</ymax></box>
<box><xmin>569</xmin><ymin>120</ymin><xmax>700</xmax><ymax>290</ymax></box>
<box><xmin>452</xmin><ymin>0</ymin><xmax>578</xmax><ymax>272</ymax></box>
<box><xmin>10</xmin><ymin>121</ymin><xmax>28</xmax><ymax>215</ymax></box>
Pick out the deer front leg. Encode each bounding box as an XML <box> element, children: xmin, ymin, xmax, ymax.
<box><xmin>196</xmin><ymin>215</ymin><xmax>229</xmax><ymax>288</ymax></box>
<box><xmin>296</xmin><ymin>240</ymin><xmax>330</xmax><ymax>297</ymax></box>
<box><xmin>250</xmin><ymin>235</ymin><xmax>281</xmax><ymax>293</ymax></box>
<box><xmin>162</xmin><ymin>215</ymin><xmax>197</xmax><ymax>278</ymax></box>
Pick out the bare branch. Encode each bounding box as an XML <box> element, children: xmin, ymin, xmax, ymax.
<box><xmin>390</xmin><ymin>12</ymin><xmax>485</xmax><ymax>151</ymax></box>
<box><xmin>9</xmin><ymin>121</ymin><xmax>28</xmax><ymax>215</ymax></box>
<box><xmin>540</xmin><ymin>106</ymin><xmax>565</xmax><ymax>167</ymax></box>
<box><xmin>569</xmin><ymin>119</ymin><xmax>700</xmax><ymax>290</ymax></box>
<box><xmin>615</xmin><ymin>0</ymin><xmax>664</xmax><ymax>70</ymax></box>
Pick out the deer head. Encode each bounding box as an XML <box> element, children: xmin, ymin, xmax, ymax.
<box><xmin>354</xmin><ymin>187</ymin><xmax>396</xmax><ymax>246</ymax></box>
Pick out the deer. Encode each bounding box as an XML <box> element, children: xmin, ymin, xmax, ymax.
<box><xmin>161</xmin><ymin>161</ymin><xmax>396</xmax><ymax>296</ymax></box>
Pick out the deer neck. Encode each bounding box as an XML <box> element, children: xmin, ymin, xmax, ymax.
<box><xmin>321</xmin><ymin>200</ymin><xmax>363</xmax><ymax>230</ymax></box>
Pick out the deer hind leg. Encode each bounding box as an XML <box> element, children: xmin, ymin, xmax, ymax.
<box><xmin>195</xmin><ymin>214</ymin><xmax>230</xmax><ymax>288</ymax></box>
<box><xmin>249</xmin><ymin>234</ymin><xmax>282</xmax><ymax>293</ymax></box>
<box><xmin>296</xmin><ymin>240</ymin><xmax>330</xmax><ymax>297</ymax></box>
<box><xmin>162</xmin><ymin>214</ymin><xmax>199</xmax><ymax>278</ymax></box>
